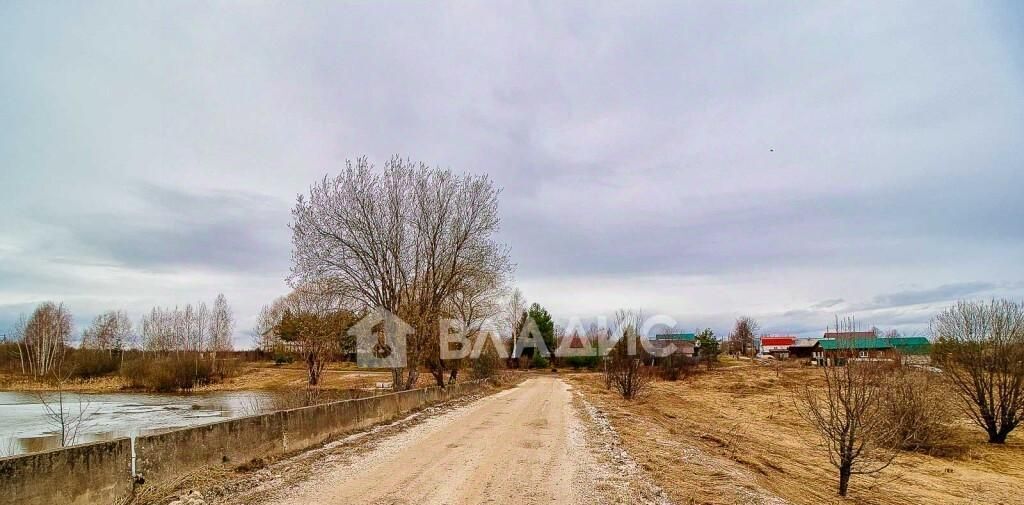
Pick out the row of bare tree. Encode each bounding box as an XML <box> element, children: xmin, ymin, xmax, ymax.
<box><xmin>7</xmin><ymin>295</ymin><xmax>236</xmax><ymax>379</ymax></box>
<box><xmin>139</xmin><ymin>294</ymin><xmax>235</xmax><ymax>356</ymax></box>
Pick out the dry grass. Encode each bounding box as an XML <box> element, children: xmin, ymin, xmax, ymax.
<box><xmin>0</xmin><ymin>373</ymin><xmax>126</xmax><ymax>392</ymax></box>
<box><xmin>566</xmin><ymin>360</ymin><xmax>1024</xmax><ymax>505</ymax></box>
<box><xmin>192</xmin><ymin>363</ymin><xmax>389</xmax><ymax>392</ymax></box>
<box><xmin>0</xmin><ymin>362</ymin><xmax>391</xmax><ymax>393</ymax></box>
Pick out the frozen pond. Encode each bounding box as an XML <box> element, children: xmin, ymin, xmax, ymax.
<box><xmin>0</xmin><ymin>390</ymin><xmax>281</xmax><ymax>457</ymax></box>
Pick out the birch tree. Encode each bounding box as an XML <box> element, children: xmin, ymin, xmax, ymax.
<box><xmin>208</xmin><ymin>294</ymin><xmax>235</xmax><ymax>370</ymax></box>
<box><xmin>17</xmin><ymin>302</ymin><xmax>72</xmax><ymax>378</ymax></box>
<box><xmin>504</xmin><ymin>288</ymin><xmax>527</xmax><ymax>362</ymax></box>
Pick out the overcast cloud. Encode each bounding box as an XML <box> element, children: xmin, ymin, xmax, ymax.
<box><xmin>2</xmin><ymin>1</ymin><xmax>1022</xmax><ymax>345</ymax></box>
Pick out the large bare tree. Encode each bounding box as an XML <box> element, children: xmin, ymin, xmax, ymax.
<box><xmin>289</xmin><ymin>156</ymin><xmax>512</xmax><ymax>390</ymax></box>
<box><xmin>932</xmin><ymin>299</ymin><xmax>1024</xmax><ymax>444</ymax></box>
<box><xmin>727</xmin><ymin>316</ymin><xmax>759</xmax><ymax>357</ymax></box>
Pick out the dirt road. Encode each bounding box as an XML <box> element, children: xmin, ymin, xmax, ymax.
<box><xmin>263</xmin><ymin>377</ymin><xmax>625</xmax><ymax>505</ymax></box>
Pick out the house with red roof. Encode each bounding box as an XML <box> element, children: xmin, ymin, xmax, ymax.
<box><xmin>759</xmin><ymin>335</ymin><xmax>797</xmax><ymax>359</ymax></box>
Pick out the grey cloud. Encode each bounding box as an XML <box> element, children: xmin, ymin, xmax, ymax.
<box><xmin>31</xmin><ymin>183</ymin><xmax>292</xmax><ymax>274</ymax></box>
<box><xmin>868</xmin><ymin>282</ymin><xmax>997</xmax><ymax>309</ymax></box>
<box><xmin>811</xmin><ymin>299</ymin><xmax>845</xmax><ymax>309</ymax></box>
<box><xmin>504</xmin><ymin>167</ymin><xmax>1024</xmax><ymax>280</ymax></box>
<box><xmin>1</xmin><ymin>2</ymin><xmax>1023</xmax><ymax>345</ymax></box>
<box><xmin>774</xmin><ymin>282</ymin><xmax>1002</xmax><ymax>337</ymax></box>
<box><xmin>0</xmin><ymin>303</ymin><xmax>35</xmax><ymax>337</ymax></box>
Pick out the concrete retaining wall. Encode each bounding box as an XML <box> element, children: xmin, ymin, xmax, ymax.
<box><xmin>0</xmin><ymin>380</ymin><xmax>485</xmax><ymax>505</ymax></box>
<box><xmin>0</xmin><ymin>438</ymin><xmax>133</xmax><ymax>505</ymax></box>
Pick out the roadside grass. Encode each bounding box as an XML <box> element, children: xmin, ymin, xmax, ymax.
<box><xmin>566</xmin><ymin>363</ymin><xmax>1024</xmax><ymax>505</ymax></box>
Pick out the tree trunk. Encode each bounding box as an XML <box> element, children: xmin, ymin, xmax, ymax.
<box><xmin>405</xmin><ymin>368</ymin><xmax>419</xmax><ymax>390</ymax></box>
<box><xmin>307</xmin><ymin>354</ymin><xmax>320</xmax><ymax>386</ymax></box>
<box><xmin>838</xmin><ymin>463</ymin><xmax>852</xmax><ymax>496</ymax></box>
<box><xmin>431</xmin><ymin>369</ymin><xmax>445</xmax><ymax>387</ymax></box>
<box><xmin>989</xmin><ymin>427</ymin><xmax>1010</xmax><ymax>444</ymax></box>
<box><xmin>391</xmin><ymin>368</ymin><xmax>404</xmax><ymax>391</ymax></box>
<box><xmin>448</xmin><ymin>368</ymin><xmax>458</xmax><ymax>384</ymax></box>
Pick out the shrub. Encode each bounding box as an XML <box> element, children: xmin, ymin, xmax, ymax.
<box><xmin>120</xmin><ymin>356</ymin><xmax>217</xmax><ymax>392</ymax></box>
<box><xmin>530</xmin><ymin>351</ymin><xmax>549</xmax><ymax>369</ymax></box>
<box><xmin>565</xmin><ymin>355</ymin><xmax>600</xmax><ymax>370</ymax></box>
<box><xmin>696</xmin><ymin>328</ymin><xmax>721</xmax><ymax>370</ymax></box>
<box><xmin>120</xmin><ymin>359</ymin><xmax>147</xmax><ymax>388</ymax></box>
<box><xmin>605</xmin><ymin>337</ymin><xmax>652</xmax><ymax>399</ymax></box>
<box><xmin>471</xmin><ymin>346</ymin><xmax>501</xmax><ymax>380</ymax></box>
<box><xmin>0</xmin><ymin>343</ymin><xmax>23</xmax><ymax>373</ymax></box>
<box><xmin>878</xmin><ymin>367</ymin><xmax>955</xmax><ymax>452</ymax></box>
<box><xmin>66</xmin><ymin>350</ymin><xmax>120</xmax><ymax>379</ymax></box>
<box><xmin>660</xmin><ymin>354</ymin><xmax>697</xmax><ymax>381</ymax></box>
<box><xmin>215</xmin><ymin>358</ymin><xmax>244</xmax><ymax>380</ymax></box>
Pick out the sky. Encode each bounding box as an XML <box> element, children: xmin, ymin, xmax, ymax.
<box><xmin>1</xmin><ymin>1</ymin><xmax>1022</xmax><ymax>346</ymax></box>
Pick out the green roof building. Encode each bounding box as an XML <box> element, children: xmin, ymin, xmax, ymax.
<box><xmin>654</xmin><ymin>333</ymin><xmax>696</xmax><ymax>342</ymax></box>
<box><xmin>818</xmin><ymin>338</ymin><xmax>892</xmax><ymax>351</ymax></box>
<box><xmin>883</xmin><ymin>336</ymin><xmax>932</xmax><ymax>356</ymax></box>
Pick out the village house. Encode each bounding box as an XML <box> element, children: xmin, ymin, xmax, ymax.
<box><xmin>816</xmin><ymin>337</ymin><xmax>896</xmax><ymax>365</ymax></box>
<box><xmin>759</xmin><ymin>335</ymin><xmax>796</xmax><ymax>359</ymax></box>
<box><xmin>884</xmin><ymin>336</ymin><xmax>932</xmax><ymax>364</ymax></box>
<box><xmin>651</xmin><ymin>333</ymin><xmax>697</xmax><ymax>358</ymax></box>
<box><xmin>811</xmin><ymin>335</ymin><xmax>932</xmax><ymax>366</ymax></box>
<box><xmin>788</xmin><ymin>338</ymin><xmax>820</xmax><ymax>359</ymax></box>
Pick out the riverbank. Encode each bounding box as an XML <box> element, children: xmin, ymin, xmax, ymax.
<box><xmin>0</xmin><ymin>363</ymin><xmax>391</xmax><ymax>393</ymax></box>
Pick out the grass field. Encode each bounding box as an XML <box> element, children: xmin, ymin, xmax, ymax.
<box><xmin>0</xmin><ymin>362</ymin><xmax>391</xmax><ymax>393</ymax></box>
<box><xmin>566</xmin><ymin>360</ymin><xmax>1024</xmax><ymax>505</ymax></box>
